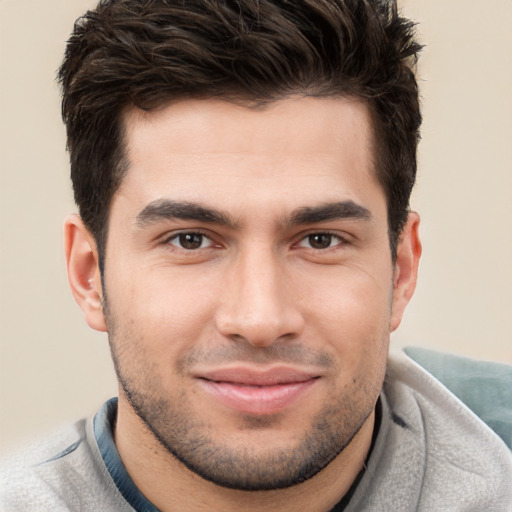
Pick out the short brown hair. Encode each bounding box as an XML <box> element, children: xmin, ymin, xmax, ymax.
<box><xmin>59</xmin><ymin>0</ymin><xmax>422</xmax><ymax>266</ymax></box>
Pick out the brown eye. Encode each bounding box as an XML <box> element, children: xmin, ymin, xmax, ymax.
<box><xmin>169</xmin><ymin>232</ymin><xmax>209</xmax><ymax>250</ymax></box>
<box><xmin>308</xmin><ymin>233</ymin><xmax>334</xmax><ymax>249</ymax></box>
<box><xmin>297</xmin><ymin>233</ymin><xmax>344</xmax><ymax>250</ymax></box>
<box><xmin>180</xmin><ymin>233</ymin><xmax>203</xmax><ymax>249</ymax></box>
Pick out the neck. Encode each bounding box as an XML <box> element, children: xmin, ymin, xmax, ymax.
<box><xmin>114</xmin><ymin>394</ymin><xmax>375</xmax><ymax>512</ymax></box>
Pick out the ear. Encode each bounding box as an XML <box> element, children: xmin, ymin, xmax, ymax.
<box><xmin>390</xmin><ymin>212</ymin><xmax>421</xmax><ymax>332</ymax></box>
<box><xmin>64</xmin><ymin>214</ymin><xmax>107</xmax><ymax>332</ymax></box>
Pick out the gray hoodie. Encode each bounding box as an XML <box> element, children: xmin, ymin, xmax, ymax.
<box><xmin>2</xmin><ymin>351</ymin><xmax>511</xmax><ymax>511</ymax></box>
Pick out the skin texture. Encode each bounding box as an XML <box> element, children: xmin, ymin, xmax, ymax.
<box><xmin>65</xmin><ymin>96</ymin><xmax>421</xmax><ymax>511</ymax></box>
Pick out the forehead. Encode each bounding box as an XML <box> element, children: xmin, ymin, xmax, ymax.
<box><xmin>116</xmin><ymin>96</ymin><xmax>384</xmax><ymax>220</ymax></box>
<box><xmin>123</xmin><ymin>95</ymin><xmax>375</xmax><ymax>161</ymax></box>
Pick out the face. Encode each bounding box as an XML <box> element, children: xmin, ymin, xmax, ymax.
<box><xmin>85</xmin><ymin>97</ymin><xmax>415</xmax><ymax>490</ymax></box>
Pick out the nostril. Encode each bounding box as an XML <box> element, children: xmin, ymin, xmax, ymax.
<box><xmin>215</xmin><ymin>308</ymin><xmax>305</xmax><ymax>348</ymax></box>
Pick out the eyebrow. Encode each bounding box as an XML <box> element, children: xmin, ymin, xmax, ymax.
<box><xmin>135</xmin><ymin>198</ymin><xmax>372</xmax><ymax>229</ymax></box>
<box><xmin>136</xmin><ymin>199</ymin><xmax>238</xmax><ymax>228</ymax></box>
<box><xmin>288</xmin><ymin>200</ymin><xmax>372</xmax><ymax>225</ymax></box>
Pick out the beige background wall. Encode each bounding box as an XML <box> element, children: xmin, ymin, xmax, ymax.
<box><xmin>1</xmin><ymin>0</ymin><xmax>511</xmax><ymax>452</ymax></box>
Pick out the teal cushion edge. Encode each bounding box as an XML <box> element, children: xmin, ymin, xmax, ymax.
<box><xmin>403</xmin><ymin>346</ymin><xmax>512</xmax><ymax>450</ymax></box>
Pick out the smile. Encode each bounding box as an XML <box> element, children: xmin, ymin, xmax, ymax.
<box><xmin>195</xmin><ymin>367</ymin><xmax>320</xmax><ymax>415</ymax></box>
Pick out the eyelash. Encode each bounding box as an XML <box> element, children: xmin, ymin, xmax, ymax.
<box><xmin>295</xmin><ymin>231</ymin><xmax>347</xmax><ymax>251</ymax></box>
<box><xmin>163</xmin><ymin>230</ymin><xmax>215</xmax><ymax>251</ymax></box>
<box><xmin>162</xmin><ymin>230</ymin><xmax>348</xmax><ymax>252</ymax></box>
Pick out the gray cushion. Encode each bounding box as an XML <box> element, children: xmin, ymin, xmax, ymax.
<box><xmin>404</xmin><ymin>346</ymin><xmax>512</xmax><ymax>449</ymax></box>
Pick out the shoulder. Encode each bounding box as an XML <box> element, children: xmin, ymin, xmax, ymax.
<box><xmin>403</xmin><ymin>345</ymin><xmax>512</xmax><ymax>448</ymax></box>
<box><xmin>0</xmin><ymin>416</ymin><xmax>132</xmax><ymax>512</ymax></box>
<box><xmin>1</xmin><ymin>419</ymin><xmax>87</xmax><ymax>511</ymax></box>
<box><xmin>386</xmin><ymin>350</ymin><xmax>512</xmax><ymax>511</ymax></box>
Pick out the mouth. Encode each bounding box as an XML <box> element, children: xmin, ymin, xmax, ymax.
<box><xmin>194</xmin><ymin>367</ymin><xmax>321</xmax><ymax>415</ymax></box>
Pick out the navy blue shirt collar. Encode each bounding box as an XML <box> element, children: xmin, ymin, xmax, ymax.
<box><xmin>94</xmin><ymin>398</ymin><xmax>159</xmax><ymax>512</ymax></box>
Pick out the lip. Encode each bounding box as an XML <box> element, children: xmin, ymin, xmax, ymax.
<box><xmin>195</xmin><ymin>366</ymin><xmax>320</xmax><ymax>415</ymax></box>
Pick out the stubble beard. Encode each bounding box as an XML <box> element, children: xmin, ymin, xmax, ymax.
<box><xmin>105</xmin><ymin>304</ymin><xmax>385</xmax><ymax>491</ymax></box>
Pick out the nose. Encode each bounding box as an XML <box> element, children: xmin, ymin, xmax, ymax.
<box><xmin>215</xmin><ymin>246</ymin><xmax>305</xmax><ymax>347</ymax></box>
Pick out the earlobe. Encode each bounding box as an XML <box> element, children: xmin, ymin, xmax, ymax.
<box><xmin>390</xmin><ymin>212</ymin><xmax>421</xmax><ymax>332</ymax></box>
<box><xmin>64</xmin><ymin>214</ymin><xmax>107</xmax><ymax>332</ymax></box>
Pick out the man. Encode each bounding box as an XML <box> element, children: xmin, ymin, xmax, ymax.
<box><xmin>2</xmin><ymin>0</ymin><xmax>511</xmax><ymax>510</ymax></box>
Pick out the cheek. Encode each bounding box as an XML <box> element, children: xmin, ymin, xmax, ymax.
<box><xmin>105</xmin><ymin>264</ymin><xmax>219</xmax><ymax>353</ymax></box>
<box><xmin>301</xmin><ymin>265</ymin><xmax>393</xmax><ymax>337</ymax></box>
<box><xmin>299</xmin><ymin>266</ymin><xmax>392</xmax><ymax>376</ymax></box>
